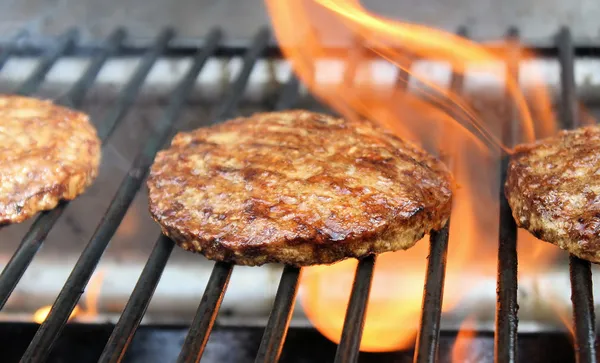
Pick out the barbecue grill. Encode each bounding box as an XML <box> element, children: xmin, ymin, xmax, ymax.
<box><xmin>0</xmin><ymin>22</ymin><xmax>597</xmax><ymax>363</ymax></box>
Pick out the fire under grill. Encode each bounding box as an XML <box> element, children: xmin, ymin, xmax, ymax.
<box><xmin>0</xmin><ymin>25</ymin><xmax>598</xmax><ymax>363</ymax></box>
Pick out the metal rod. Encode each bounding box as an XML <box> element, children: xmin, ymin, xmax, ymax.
<box><xmin>343</xmin><ymin>36</ymin><xmax>365</xmax><ymax>88</ymax></box>
<box><xmin>336</xmin><ymin>36</ymin><xmax>366</xmax><ymax>120</ymax></box>
<box><xmin>175</xmin><ymin>28</ymin><xmax>272</xmax><ymax>363</ymax></box>
<box><xmin>557</xmin><ymin>27</ymin><xmax>579</xmax><ymax>130</ymax></box>
<box><xmin>496</xmin><ymin>158</ymin><xmax>519</xmax><ymax>363</ymax></box>
<box><xmin>570</xmin><ymin>256</ymin><xmax>597</xmax><ymax>363</ymax></box>
<box><xmin>495</xmin><ymin>27</ymin><xmax>520</xmax><ymax>363</ymax></box>
<box><xmin>19</xmin><ymin>29</ymin><xmax>224</xmax><ymax>363</ymax></box>
<box><xmin>395</xmin><ymin>66</ymin><xmax>411</xmax><ymax>93</ymax></box>
<box><xmin>449</xmin><ymin>26</ymin><xmax>468</xmax><ymax>92</ymax></box>
<box><xmin>328</xmin><ymin>35</ymin><xmax>378</xmax><ymax>363</ymax></box>
<box><xmin>251</xmin><ymin>78</ymin><xmax>302</xmax><ymax>363</ymax></box>
<box><xmin>95</xmin><ymin>31</ymin><xmax>223</xmax><ymax>362</ymax></box>
<box><xmin>558</xmin><ymin>26</ymin><xmax>597</xmax><ymax>363</ymax></box>
<box><xmin>95</xmin><ymin>28</ymin><xmax>174</xmax><ymax>141</ymax></box>
<box><xmin>58</xmin><ymin>28</ymin><xmax>127</xmax><ymax>108</ymax></box>
<box><xmin>412</xmin><ymin>28</ymin><xmax>465</xmax><ymax>363</ymax></box>
<box><xmin>0</xmin><ymin>29</ymin><xmax>28</xmax><ymax>72</ymax></box>
<box><xmin>0</xmin><ymin>28</ymin><xmax>175</xmax><ymax>312</ymax></box>
<box><xmin>274</xmin><ymin>76</ymin><xmax>300</xmax><ymax>111</ymax></box>
<box><xmin>98</xmin><ymin>236</ymin><xmax>175</xmax><ymax>363</ymax></box>
<box><xmin>413</xmin><ymin>222</ymin><xmax>451</xmax><ymax>363</ymax></box>
<box><xmin>212</xmin><ymin>27</ymin><xmax>271</xmax><ymax>122</ymax></box>
<box><xmin>254</xmin><ymin>266</ymin><xmax>301</xmax><ymax>363</ymax></box>
<box><xmin>333</xmin><ymin>255</ymin><xmax>376</xmax><ymax>363</ymax></box>
<box><xmin>176</xmin><ymin>262</ymin><xmax>233</xmax><ymax>363</ymax></box>
<box><xmin>15</xmin><ymin>28</ymin><xmax>78</xmax><ymax>96</ymax></box>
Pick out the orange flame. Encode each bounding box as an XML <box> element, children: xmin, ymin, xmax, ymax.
<box><xmin>266</xmin><ymin>0</ymin><xmax>586</xmax><ymax>353</ymax></box>
<box><xmin>554</xmin><ymin>305</ymin><xmax>575</xmax><ymax>340</ymax></box>
<box><xmin>266</xmin><ymin>0</ymin><xmax>556</xmax><ymax>149</ymax></box>
<box><xmin>77</xmin><ymin>268</ymin><xmax>106</xmax><ymax>322</ymax></box>
<box><xmin>32</xmin><ymin>306</ymin><xmax>52</xmax><ymax>324</ymax></box>
<box><xmin>33</xmin><ymin>305</ymin><xmax>80</xmax><ymax>324</ymax></box>
<box><xmin>452</xmin><ymin>316</ymin><xmax>477</xmax><ymax>363</ymax></box>
<box><xmin>32</xmin><ymin>268</ymin><xmax>105</xmax><ymax>324</ymax></box>
<box><xmin>302</xmin><ymin>241</ymin><xmax>430</xmax><ymax>351</ymax></box>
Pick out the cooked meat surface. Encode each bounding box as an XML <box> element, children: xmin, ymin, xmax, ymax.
<box><xmin>147</xmin><ymin>110</ymin><xmax>453</xmax><ymax>266</ymax></box>
<box><xmin>505</xmin><ymin>125</ymin><xmax>600</xmax><ymax>263</ymax></box>
<box><xmin>0</xmin><ymin>95</ymin><xmax>101</xmax><ymax>224</ymax></box>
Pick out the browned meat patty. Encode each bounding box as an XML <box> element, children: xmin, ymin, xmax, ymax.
<box><xmin>0</xmin><ymin>95</ymin><xmax>101</xmax><ymax>224</ymax></box>
<box><xmin>505</xmin><ymin>125</ymin><xmax>600</xmax><ymax>263</ymax></box>
<box><xmin>147</xmin><ymin>110</ymin><xmax>453</xmax><ymax>266</ymax></box>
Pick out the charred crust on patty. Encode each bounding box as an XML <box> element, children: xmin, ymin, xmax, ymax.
<box><xmin>0</xmin><ymin>95</ymin><xmax>101</xmax><ymax>224</ymax></box>
<box><xmin>505</xmin><ymin>125</ymin><xmax>600</xmax><ymax>263</ymax></box>
<box><xmin>147</xmin><ymin>110</ymin><xmax>453</xmax><ymax>266</ymax></box>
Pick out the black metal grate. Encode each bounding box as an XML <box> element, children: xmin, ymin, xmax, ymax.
<box><xmin>0</xmin><ymin>25</ymin><xmax>596</xmax><ymax>363</ymax></box>
<box><xmin>496</xmin><ymin>28</ymin><xmax>521</xmax><ymax>363</ymax></box>
<box><xmin>557</xmin><ymin>27</ymin><xmax>598</xmax><ymax>363</ymax></box>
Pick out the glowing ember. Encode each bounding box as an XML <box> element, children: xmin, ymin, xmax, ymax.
<box><xmin>265</xmin><ymin>0</ymin><xmax>584</xmax><ymax>353</ymax></box>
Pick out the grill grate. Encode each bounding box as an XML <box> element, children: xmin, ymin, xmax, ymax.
<box><xmin>0</xmin><ymin>24</ymin><xmax>597</xmax><ymax>363</ymax></box>
<box><xmin>558</xmin><ymin>27</ymin><xmax>598</xmax><ymax>363</ymax></box>
<box><xmin>412</xmin><ymin>25</ymin><xmax>467</xmax><ymax>363</ymax></box>
<box><xmin>0</xmin><ymin>28</ymin><xmax>174</xmax><ymax>311</ymax></box>
<box><xmin>496</xmin><ymin>28</ymin><xmax>521</xmax><ymax>363</ymax></box>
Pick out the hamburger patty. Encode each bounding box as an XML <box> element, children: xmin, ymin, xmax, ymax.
<box><xmin>505</xmin><ymin>125</ymin><xmax>600</xmax><ymax>263</ymax></box>
<box><xmin>0</xmin><ymin>95</ymin><xmax>101</xmax><ymax>224</ymax></box>
<box><xmin>147</xmin><ymin>110</ymin><xmax>453</xmax><ymax>266</ymax></box>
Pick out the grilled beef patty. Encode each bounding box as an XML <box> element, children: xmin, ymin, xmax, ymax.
<box><xmin>0</xmin><ymin>95</ymin><xmax>101</xmax><ymax>224</ymax></box>
<box><xmin>505</xmin><ymin>125</ymin><xmax>600</xmax><ymax>263</ymax></box>
<box><xmin>147</xmin><ymin>110</ymin><xmax>453</xmax><ymax>266</ymax></box>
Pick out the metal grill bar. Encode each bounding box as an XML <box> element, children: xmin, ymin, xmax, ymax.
<box><xmin>570</xmin><ymin>256</ymin><xmax>597</xmax><ymax>363</ymax></box>
<box><xmin>0</xmin><ymin>30</ymin><xmax>27</xmax><ymax>72</ymax></box>
<box><xmin>2</xmin><ymin>24</ymin><xmax>596</xmax><ymax>363</ymax></box>
<box><xmin>255</xmin><ymin>266</ymin><xmax>301</xmax><ymax>363</ymax></box>
<box><xmin>177</xmin><ymin>262</ymin><xmax>233</xmax><ymax>363</ymax></box>
<box><xmin>96</xmin><ymin>28</ymin><xmax>174</xmax><ymax>141</ymax></box>
<box><xmin>333</xmin><ymin>255</ymin><xmax>376</xmax><ymax>363</ymax></box>
<box><xmin>558</xmin><ymin>27</ymin><xmax>579</xmax><ymax>130</ymax></box>
<box><xmin>342</xmin><ymin>37</ymin><xmax>365</xmax><ymax>88</ymax></box>
<box><xmin>101</xmin><ymin>47</ymin><xmax>294</xmax><ymax>363</ymax></box>
<box><xmin>274</xmin><ymin>76</ymin><xmax>301</xmax><ymax>112</ymax></box>
<box><xmin>496</xmin><ymin>153</ymin><xmax>519</xmax><ymax>363</ymax></box>
<box><xmin>338</xmin><ymin>37</ymin><xmax>366</xmax><ymax>120</ymax></box>
<box><xmin>0</xmin><ymin>28</ymin><xmax>174</xmax><ymax>311</ymax></box>
<box><xmin>15</xmin><ymin>28</ymin><xmax>78</xmax><ymax>96</ymax></box>
<box><xmin>174</xmin><ymin>27</ymin><xmax>272</xmax><ymax>363</ymax></box>
<box><xmin>96</xmin><ymin>29</ymin><xmax>222</xmax><ymax>363</ymax></box>
<box><xmin>20</xmin><ymin>27</ymin><xmax>204</xmax><ymax>362</ymax></box>
<box><xmin>99</xmin><ymin>236</ymin><xmax>175</xmax><ymax>363</ymax></box>
<box><xmin>449</xmin><ymin>27</ymin><xmax>468</xmax><ymax>92</ymax></box>
<box><xmin>213</xmin><ymin>27</ymin><xmax>271</xmax><ymax>122</ymax></box>
<box><xmin>253</xmin><ymin>76</ymin><xmax>302</xmax><ymax>363</ymax></box>
<box><xmin>557</xmin><ymin>26</ymin><xmax>598</xmax><ymax>363</ymax></box>
<box><xmin>59</xmin><ymin>28</ymin><xmax>126</xmax><ymax>108</ymax></box>
<box><xmin>326</xmin><ymin>38</ymin><xmax>376</xmax><ymax>363</ymax></box>
<box><xmin>394</xmin><ymin>65</ymin><xmax>411</xmax><ymax>92</ymax></box>
<box><xmin>414</xmin><ymin>223</ymin><xmax>451</xmax><ymax>363</ymax></box>
<box><xmin>495</xmin><ymin>28</ymin><xmax>520</xmax><ymax>363</ymax></box>
<box><xmin>413</xmin><ymin>27</ymin><xmax>465</xmax><ymax>363</ymax></box>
